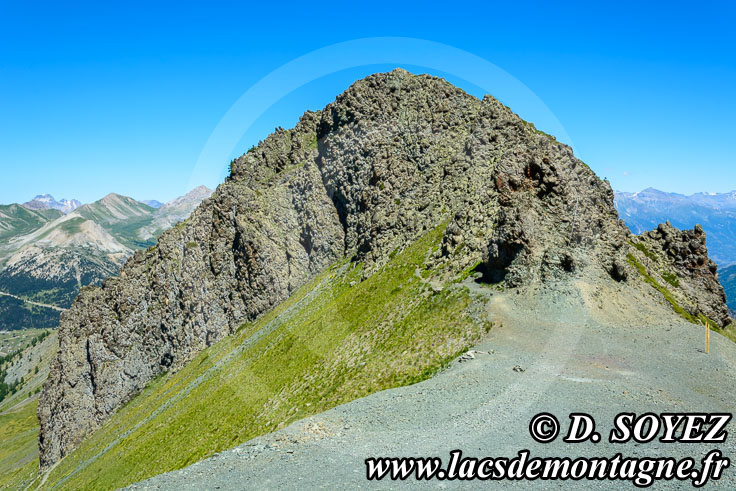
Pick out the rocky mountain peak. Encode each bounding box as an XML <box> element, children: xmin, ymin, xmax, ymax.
<box><xmin>38</xmin><ymin>71</ymin><xmax>731</xmax><ymax>468</ymax></box>
<box><xmin>23</xmin><ymin>194</ymin><xmax>81</xmax><ymax>214</ymax></box>
<box><xmin>161</xmin><ymin>186</ymin><xmax>213</xmax><ymax>209</ymax></box>
<box><xmin>96</xmin><ymin>193</ymin><xmax>147</xmax><ymax>209</ymax></box>
<box><xmin>142</xmin><ymin>200</ymin><xmax>164</xmax><ymax>209</ymax></box>
<box><xmin>188</xmin><ymin>185</ymin><xmax>212</xmax><ymax>195</ymax></box>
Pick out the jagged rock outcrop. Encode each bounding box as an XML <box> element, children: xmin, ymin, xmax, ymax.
<box><xmin>38</xmin><ymin>69</ymin><xmax>731</xmax><ymax>468</ymax></box>
<box><xmin>631</xmin><ymin>221</ymin><xmax>730</xmax><ymax>327</ymax></box>
<box><xmin>478</xmin><ymin>142</ymin><xmax>630</xmax><ymax>286</ymax></box>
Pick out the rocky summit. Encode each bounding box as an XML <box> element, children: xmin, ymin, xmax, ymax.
<box><xmin>38</xmin><ymin>70</ymin><xmax>731</xmax><ymax>468</ymax></box>
<box><xmin>23</xmin><ymin>195</ymin><xmax>82</xmax><ymax>215</ymax></box>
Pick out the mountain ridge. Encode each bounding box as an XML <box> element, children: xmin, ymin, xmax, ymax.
<box><xmin>0</xmin><ymin>187</ymin><xmax>212</xmax><ymax>331</ymax></box>
<box><xmin>38</xmin><ymin>70</ymin><xmax>731</xmax><ymax>470</ymax></box>
<box><xmin>614</xmin><ymin>187</ymin><xmax>736</xmax><ymax>312</ymax></box>
<box><xmin>615</xmin><ymin>187</ymin><xmax>736</xmax><ymax>266</ymax></box>
<box><xmin>23</xmin><ymin>194</ymin><xmax>82</xmax><ymax>214</ymax></box>
<box><xmin>0</xmin><ymin>204</ymin><xmax>63</xmax><ymax>243</ymax></box>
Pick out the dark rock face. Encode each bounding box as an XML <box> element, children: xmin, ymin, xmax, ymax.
<box><xmin>38</xmin><ymin>133</ymin><xmax>345</xmax><ymax>467</ymax></box>
<box><xmin>38</xmin><ymin>70</ymin><xmax>731</xmax><ymax>468</ymax></box>
<box><xmin>634</xmin><ymin>221</ymin><xmax>731</xmax><ymax>327</ymax></box>
<box><xmin>480</xmin><ymin>140</ymin><xmax>630</xmax><ymax>286</ymax></box>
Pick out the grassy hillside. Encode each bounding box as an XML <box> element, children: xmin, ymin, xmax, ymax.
<box><xmin>35</xmin><ymin>225</ymin><xmax>491</xmax><ymax>489</ymax></box>
<box><xmin>74</xmin><ymin>194</ymin><xmax>156</xmax><ymax>249</ymax></box>
<box><xmin>0</xmin><ymin>400</ymin><xmax>39</xmax><ymax>489</ymax></box>
<box><xmin>0</xmin><ymin>330</ymin><xmax>57</xmax><ymax>489</ymax></box>
<box><xmin>0</xmin><ymin>205</ymin><xmax>62</xmax><ymax>244</ymax></box>
<box><xmin>1</xmin><ymin>329</ymin><xmax>48</xmax><ymax>357</ymax></box>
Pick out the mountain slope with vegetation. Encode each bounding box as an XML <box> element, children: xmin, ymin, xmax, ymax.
<box><xmin>615</xmin><ymin>188</ymin><xmax>736</xmax><ymax>267</ymax></box>
<box><xmin>37</xmin><ymin>70</ymin><xmax>731</xmax><ymax>485</ymax></box>
<box><xmin>0</xmin><ymin>328</ymin><xmax>57</xmax><ymax>490</ymax></box>
<box><xmin>721</xmin><ymin>263</ymin><xmax>736</xmax><ymax>314</ymax></box>
<box><xmin>0</xmin><ymin>205</ymin><xmax>62</xmax><ymax>243</ymax></box>
<box><xmin>33</xmin><ymin>225</ymin><xmax>492</xmax><ymax>489</ymax></box>
<box><xmin>132</xmin><ymin>283</ymin><xmax>736</xmax><ymax>489</ymax></box>
<box><xmin>0</xmin><ymin>188</ymin><xmax>211</xmax><ymax>330</ymax></box>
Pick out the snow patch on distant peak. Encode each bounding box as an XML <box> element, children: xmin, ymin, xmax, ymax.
<box><xmin>23</xmin><ymin>194</ymin><xmax>82</xmax><ymax>214</ymax></box>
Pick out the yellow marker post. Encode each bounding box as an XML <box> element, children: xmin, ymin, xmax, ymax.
<box><xmin>704</xmin><ymin>320</ymin><xmax>710</xmax><ymax>354</ymax></box>
<box><xmin>707</xmin><ymin>322</ymin><xmax>711</xmax><ymax>354</ymax></box>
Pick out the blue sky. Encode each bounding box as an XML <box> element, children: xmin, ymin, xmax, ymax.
<box><xmin>1</xmin><ymin>1</ymin><xmax>734</xmax><ymax>204</ymax></box>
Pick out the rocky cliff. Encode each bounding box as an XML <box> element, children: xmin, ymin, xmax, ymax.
<box><xmin>629</xmin><ymin>221</ymin><xmax>730</xmax><ymax>327</ymax></box>
<box><xmin>38</xmin><ymin>70</ymin><xmax>731</xmax><ymax>468</ymax></box>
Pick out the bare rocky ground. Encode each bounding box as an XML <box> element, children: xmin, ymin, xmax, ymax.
<box><xmin>128</xmin><ymin>278</ymin><xmax>736</xmax><ymax>489</ymax></box>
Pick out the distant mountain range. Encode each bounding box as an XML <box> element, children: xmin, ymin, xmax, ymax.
<box><xmin>0</xmin><ymin>186</ymin><xmax>212</xmax><ymax>330</ymax></box>
<box><xmin>23</xmin><ymin>194</ymin><xmax>82</xmax><ymax>214</ymax></box>
<box><xmin>614</xmin><ymin>188</ymin><xmax>736</xmax><ymax>312</ymax></box>
<box><xmin>721</xmin><ymin>264</ymin><xmax>736</xmax><ymax>315</ymax></box>
<box><xmin>615</xmin><ymin>188</ymin><xmax>736</xmax><ymax>266</ymax></box>
<box><xmin>142</xmin><ymin>200</ymin><xmax>164</xmax><ymax>209</ymax></box>
<box><xmin>3</xmin><ymin>185</ymin><xmax>733</xmax><ymax>329</ymax></box>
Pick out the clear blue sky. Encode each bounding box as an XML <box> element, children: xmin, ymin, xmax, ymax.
<box><xmin>1</xmin><ymin>1</ymin><xmax>734</xmax><ymax>204</ymax></box>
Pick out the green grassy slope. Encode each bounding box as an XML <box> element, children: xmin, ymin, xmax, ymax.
<box><xmin>37</xmin><ymin>225</ymin><xmax>491</xmax><ymax>489</ymax></box>
<box><xmin>0</xmin><ymin>329</ymin><xmax>50</xmax><ymax>357</ymax></box>
<box><xmin>0</xmin><ymin>400</ymin><xmax>39</xmax><ymax>489</ymax></box>
<box><xmin>74</xmin><ymin>194</ymin><xmax>156</xmax><ymax>249</ymax></box>
<box><xmin>0</xmin><ymin>205</ymin><xmax>62</xmax><ymax>243</ymax></box>
<box><xmin>0</xmin><ymin>330</ymin><xmax>57</xmax><ymax>489</ymax></box>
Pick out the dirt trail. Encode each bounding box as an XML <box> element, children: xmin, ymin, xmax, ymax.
<box><xmin>0</xmin><ymin>290</ymin><xmax>66</xmax><ymax>312</ymax></box>
<box><xmin>129</xmin><ymin>281</ymin><xmax>736</xmax><ymax>489</ymax></box>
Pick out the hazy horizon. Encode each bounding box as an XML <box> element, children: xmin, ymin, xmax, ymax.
<box><xmin>6</xmin><ymin>185</ymin><xmax>736</xmax><ymax>209</ymax></box>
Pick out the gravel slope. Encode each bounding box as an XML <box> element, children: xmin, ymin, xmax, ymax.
<box><xmin>129</xmin><ymin>281</ymin><xmax>736</xmax><ymax>489</ymax></box>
